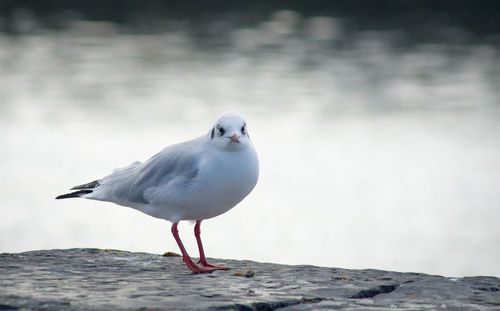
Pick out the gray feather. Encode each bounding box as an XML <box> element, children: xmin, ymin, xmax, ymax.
<box><xmin>97</xmin><ymin>139</ymin><xmax>202</xmax><ymax>205</ymax></box>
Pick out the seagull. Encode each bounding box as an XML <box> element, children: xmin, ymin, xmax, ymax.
<box><xmin>56</xmin><ymin>112</ymin><xmax>259</xmax><ymax>273</ymax></box>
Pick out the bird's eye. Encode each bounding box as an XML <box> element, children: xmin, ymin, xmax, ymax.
<box><xmin>241</xmin><ymin>126</ymin><xmax>246</xmax><ymax>134</ymax></box>
<box><xmin>218</xmin><ymin>127</ymin><xmax>225</xmax><ymax>135</ymax></box>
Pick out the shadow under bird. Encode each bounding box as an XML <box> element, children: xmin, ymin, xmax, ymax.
<box><xmin>56</xmin><ymin>112</ymin><xmax>259</xmax><ymax>273</ymax></box>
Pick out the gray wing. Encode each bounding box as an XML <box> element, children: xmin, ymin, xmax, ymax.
<box><xmin>94</xmin><ymin>139</ymin><xmax>201</xmax><ymax>205</ymax></box>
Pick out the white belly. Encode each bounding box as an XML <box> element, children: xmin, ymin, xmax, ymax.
<box><xmin>179</xmin><ymin>147</ymin><xmax>259</xmax><ymax>220</ymax></box>
<box><xmin>136</xmin><ymin>146</ymin><xmax>259</xmax><ymax>222</ymax></box>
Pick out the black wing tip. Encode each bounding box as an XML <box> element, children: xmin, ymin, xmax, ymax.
<box><xmin>70</xmin><ymin>180</ymin><xmax>100</xmax><ymax>190</ymax></box>
<box><xmin>55</xmin><ymin>189</ymin><xmax>93</xmax><ymax>200</ymax></box>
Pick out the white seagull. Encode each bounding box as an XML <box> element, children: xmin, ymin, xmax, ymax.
<box><xmin>56</xmin><ymin>112</ymin><xmax>259</xmax><ymax>273</ymax></box>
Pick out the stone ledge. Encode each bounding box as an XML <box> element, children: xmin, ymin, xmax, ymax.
<box><xmin>0</xmin><ymin>249</ymin><xmax>498</xmax><ymax>310</ymax></box>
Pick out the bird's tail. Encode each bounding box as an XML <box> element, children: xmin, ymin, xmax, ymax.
<box><xmin>55</xmin><ymin>180</ymin><xmax>100</xmax><ymax>200</ymax></box>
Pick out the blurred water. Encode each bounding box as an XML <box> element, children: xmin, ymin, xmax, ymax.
<box><xmin>1</xmin><ymin>12</ymin><xmax>500</xmax><ymax>277</ymax></box>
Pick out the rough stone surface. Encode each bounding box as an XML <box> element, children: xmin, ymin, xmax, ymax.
<box><xmin>0</xmin><ymin>249</ymin><xmax>499</xmax><ymax>310</ymax></box>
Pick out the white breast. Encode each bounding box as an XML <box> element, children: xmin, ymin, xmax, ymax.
<box><xmin>136</xmin><ymin>143</ymin><xmax>259</xmax><ymax>223</ymax></box>
<box><xmin>179</xmin><ymin>146</ymin><xmax>259</xmax><ymax>220</ymax></box>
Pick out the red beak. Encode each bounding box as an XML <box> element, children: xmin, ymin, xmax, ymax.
<box><xmin>230</xmin><ymin>133</ymin><xmax>240</xmax><ymax>143</ymax></box>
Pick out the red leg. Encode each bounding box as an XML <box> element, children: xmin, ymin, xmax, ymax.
<box><xmin>171</xmin><ymin>223</ymin><xmax>213</xmax><ymax>273</ymax></box>
<box><xmin>194</xmin><ymin>220</ymin><xmax>229</xmax><ymax>271</ymax></box>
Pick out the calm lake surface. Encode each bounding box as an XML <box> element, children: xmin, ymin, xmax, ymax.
<box><xmin>1</xmin><ymin>12</ymin><xmax>500</xmax><ymax>277</ymax></box>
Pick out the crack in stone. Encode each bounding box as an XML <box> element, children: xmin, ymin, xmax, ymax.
<box><xmin>216</xmin><ymin>297</ymin><xmax>325</xmax><ymax>311</ymax></box>
<box><xmin>476</xmin><ymin>286</ymin><xmax>499</xmax><ymax>292</ymax></box>
<box><xmin>350</xmin><ymin>284</ymin><xmax>399</xmax><ymax>299</ymax></box>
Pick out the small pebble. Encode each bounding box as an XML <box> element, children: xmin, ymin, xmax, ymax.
<box><xmin>233</xmin><ymin>270</ymin><xmax>255</xmax><ymax>277</ymax></box>
<box><xmin>162</xmin><ymin>252</ymin><xmax>181</xmax><ymax>257</ymax></box>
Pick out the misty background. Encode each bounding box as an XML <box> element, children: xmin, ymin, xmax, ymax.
<box><xmin>1</xmin><ymin>1</ymin><xmax>499</xmax><ymax>277</ymax></box>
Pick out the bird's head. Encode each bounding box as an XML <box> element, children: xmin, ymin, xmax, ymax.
<box><xmin>209</xmin><ymin>112</ymin><xmax>252</xmax><ymax>152</ymax></box>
